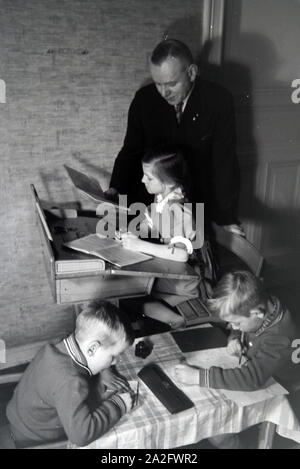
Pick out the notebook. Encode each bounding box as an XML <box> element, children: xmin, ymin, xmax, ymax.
<box><xmin>49</xmin><ymin>216</ymin><xmax>106</xmax><ymax>273</ymax></box>
<box><xmin>171</xmin><ymin>326</ymin><xmax>228</xmax><ymax>353</ymax></box>
<box><xmin>138</xmin><ymin>363</ymin><xmax>194</xmax><ymax>414</ymax></box>
<box><xmin>64</xmin><ymin>165</ymin><xmax>129</xmax><ymax>211</ymax></box>
<box><xmin>64</xmin><ymin>233</ymin><xmax>152</xmax><ymax>268</ymax></box>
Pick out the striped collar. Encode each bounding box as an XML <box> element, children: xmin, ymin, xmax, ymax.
<box><xmin>63</xmin><ymin>333</ymin><xmax>92</xmax><ymax>376</ymax></box>
<box><xmin>255</xmin><ymin>296</ymin><xmax>283</xmax><ymax>337</ymax></box>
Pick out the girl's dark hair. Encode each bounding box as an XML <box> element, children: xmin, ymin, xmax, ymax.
<box><xmin>142</xmin><ymin>145</ymin><xmax>191</xmax><ymax>199</ymax></box>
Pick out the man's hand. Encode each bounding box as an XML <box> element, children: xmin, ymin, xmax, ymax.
<box><xmin>227</xmin><ymin>338</ymin><xmax>242</xmax><ymax>356</ymax></box>
<box><xmin>222</xmin><ymin>224</ymin><xmax>246</xmax><ymax>238</ymax></box>
<box><xmin>101</xmin><ymin>367</ymin><xmax>130</xmax><ymax>392</ymax></box>
<box><xmin>104</xmin><ymin>187</ymin><xmax>119</xmax><ymax>201</ymax></box>
<box><xmin>174</xmin><ymin>363</ymin><xmax>199</xmax><ymax>385</ymax></box>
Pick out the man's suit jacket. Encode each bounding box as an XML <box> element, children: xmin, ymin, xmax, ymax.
<box><xmin>110</xmin><ymin>78</ymin><xmax>240</xmax><ymax>226</ymax></box>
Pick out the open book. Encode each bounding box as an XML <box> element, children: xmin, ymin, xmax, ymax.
<box><xmin>64</xmin><ymin>165</ymin><xmax>129</xmax><ymax>212</ymax></box>
<box><xmin>64</xmin><ymin>233</ymin><xmax>152</xmax><ymax>268</ymax></box>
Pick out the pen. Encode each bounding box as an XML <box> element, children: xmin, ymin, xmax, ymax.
<box><xmin>239</xmin><ymin>331</ymin><xmax>245</xmax><ymax>365</ymax></box>
<box><xmin>144</xmin><ymin>210</ymin><xmax>153</xmax><ymax>229</ymax></box>
<box><xmin>135</xmin><ymin>381</ymin><xmax>139</xmax><ymax>406</ymax></box>
<box><xmin>168</xmin><ymin>243</ymin><xmax>175</xmax><ymax>254</ymax></box>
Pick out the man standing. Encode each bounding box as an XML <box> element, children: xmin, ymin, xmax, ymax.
<box><xmin>107</xmin><ymin>39</ymin><xmax>242</xmax><ymax>234</ymax></box>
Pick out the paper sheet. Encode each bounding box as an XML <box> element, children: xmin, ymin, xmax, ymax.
<box><xmin>167</xmin><ymin>347</ymin><xmax>288</xmax><ymax>407</ymax></box>
<box><xmin>223</xmin><ymin>379</ymin><xmax>288</xmax><ymax>406</ymax></box>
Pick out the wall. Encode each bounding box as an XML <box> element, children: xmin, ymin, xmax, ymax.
<box><xmin>0</xmin><ymin>0</ymin><xmax>204</xmax><ymax>346</ymax></box>
<box><xmin>219</xmin><ymin>0</ymin><xmax>300</xmax><ymax>263</ymax></box>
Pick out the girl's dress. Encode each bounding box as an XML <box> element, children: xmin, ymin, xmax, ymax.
<box><xmin>139</xmin><ymin>187</ymin><xmax>216</xmax><ymax>307</ymax></box>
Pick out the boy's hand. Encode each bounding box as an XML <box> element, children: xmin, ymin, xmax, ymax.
<box><xmin>227</xmin><ymin>338</ymin><xmax>242</xmax><ymax>356</ymax></box>
<box><xmin>118</xmin><ymin>391</ymin><xmax>135</xmax><ymax>413</ymax></box>
<box><xmin>128</xmin><ymin>381</ymin><xmax>139</xmax><ymax>408</ymax></box>
<box><xmin>102</xmin><ymin>368</ymin><xmax>130</xmax><ymax>392</ymax></box>
<box><xmin>174</xmin><ymin>364</ymin><xmax>199</xmax><ymax>385</ymax></box>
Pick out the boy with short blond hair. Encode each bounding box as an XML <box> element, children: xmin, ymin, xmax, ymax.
<box><xmin>175</xmin><ymin>270</ymin><xmax>300</xmax><ymax>448</ymax></box>
<box><xmin>175</xmin><ymin>270</ymin><xmax>300</xmax><ymax>392</ymax></box>
<box><xmin>7</xmin><ymin>301</ymin><xmax>135</xmax><ymax>447</ymax></box>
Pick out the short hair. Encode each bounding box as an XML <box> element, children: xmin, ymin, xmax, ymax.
<box><xmin>151</xmin><ymin>39</ymin><xmax>194</xmax><ymax>67</ymax></box>
<box><xmin>75</xmin><ymin>301</ymin><xmax>134</xmax><ymax>347</ymax></box>
<box><xmin>143</xmin><ymin>144</ymin><xmax>190</xmax><ymax>198</ymax></box>
<box><xmin>208</xmin><ymin>270</ymin><xmax>268</xmax><ymax>320</ymax></box>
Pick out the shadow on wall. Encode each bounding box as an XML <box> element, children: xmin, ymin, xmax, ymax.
<box><xmin>71</xmin><ymin>154</ymin><xmax>112</xmax><ymax>188</ymax></box>
<box><xmin>37</xmin><ymin>13</ymin><xmax>300</xmax><ymax>259</ymax></box>
<box><xmin>140</xmin><ymin>14</ymin><xmax>204</xmax><ymax>89</ymax></box>
<box><xmin>197</xmin><ymin>32</ymin><xmax>300</xmax><ymax>257</ymax></box>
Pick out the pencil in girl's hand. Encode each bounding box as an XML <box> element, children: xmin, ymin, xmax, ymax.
<box><xmin>144</xmin><ymin>210</ymin><xmax>153</xmax><ymax>228</ymax></box>
<box><xmin>239</xmin><ymin>331</ymin><xmax>245</xmax><ymax>365</ymax></box>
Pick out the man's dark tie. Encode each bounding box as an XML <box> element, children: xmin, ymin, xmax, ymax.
<box><xmin>175</xmin><ymin>102</ymin><xmax>183</xmax><ymax>123</ymax></box>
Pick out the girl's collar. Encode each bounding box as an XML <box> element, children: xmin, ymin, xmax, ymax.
<box><xmin>156</xmin><ymin>187</ymin><xmax>184</xmax><ymax>213</ymax></box>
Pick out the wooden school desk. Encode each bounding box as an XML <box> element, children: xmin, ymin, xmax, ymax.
<box><xmin>69</xmin><ymin>329</ymin><xmax>300</xmax><ymax>450</ymax></box>
<box><xmin>31</xmin><ymin>185</ymin><xmax>199</xmax><ymax>305</ymax></box>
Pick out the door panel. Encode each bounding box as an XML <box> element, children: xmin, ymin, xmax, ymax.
<box><xmin>219</xmin><ymin>0</ymin><xmax>300</xmax><ymax>260</ymax></box>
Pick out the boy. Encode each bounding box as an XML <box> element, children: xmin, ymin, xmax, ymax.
<box><xmin>175</xmin><ymin>270</ymin><xmax>300</xmax><ymax>447</ymax></box>
<box><xmin>6</xmin><ymin>301</ymin><xmax>136</xmax><ymax>448</ymax></box>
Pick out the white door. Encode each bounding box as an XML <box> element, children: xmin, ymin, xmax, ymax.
<box><xmin>202</xmin><ymin>0</ymin><xmax>300</xmax><ymax>266</ymax></box>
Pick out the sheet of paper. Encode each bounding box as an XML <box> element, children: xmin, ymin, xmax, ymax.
<box><xmin>223</xmin><ymin>379</ymin><xmax>288</xmax><ymax>406</ymax></box>
<box><xmin>167</xmin><ymin>347</ymin><xmax>288</xmax><ymax>407</ymax></box>
<box><xmin>65</xmin><ymin>233</ymin><xmax>152</xmax><ymax>267</ymax></box>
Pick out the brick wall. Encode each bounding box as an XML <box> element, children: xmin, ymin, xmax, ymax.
<box><xmin>0</xmin><ymin>0</ymin><xmax>203</xmax><ymax>346</ymax></box>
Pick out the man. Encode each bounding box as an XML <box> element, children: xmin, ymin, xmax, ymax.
<box><xmin>107</xmin><ymin>39</ymin><xmax>243</xmax><ymax>235</ymax></box>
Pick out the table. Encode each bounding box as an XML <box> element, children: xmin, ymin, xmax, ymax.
<box><xmin>70</xmin><ymin>330</ymin><xmax>300</xmax><ymax>449</ymax></box>
<box><xmin>32</xmin><ymin>184</ymin><xmax>198</xmax><ymax>305</ymax></box>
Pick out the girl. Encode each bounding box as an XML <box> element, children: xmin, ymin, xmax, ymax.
<box><xmin>121</xmin><ymin>145</ymin><xmax>214</xmax><ymax>328</ymax></box>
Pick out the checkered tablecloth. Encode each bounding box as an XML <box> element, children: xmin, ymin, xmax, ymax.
<box><xmin>70</xmin><ymin>332</ymin><xmax>300</xmax><ymax>449</ymax></box>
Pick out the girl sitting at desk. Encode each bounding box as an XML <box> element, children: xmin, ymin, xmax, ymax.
<box><xmin>120</xmin><ymin>145</ymin><xmax>215</xmax><ymax>329</ymax></box>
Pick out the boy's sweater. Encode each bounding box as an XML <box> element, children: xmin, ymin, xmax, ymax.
<box><xmin>6</xmin><ymin>334</ymin><xmax>127</xmax><ymax>447</ymax></box>
<box><xmin>199</xmin><ymin>297</ymin><xmax>300</xmax><ymax>392</ymax></box>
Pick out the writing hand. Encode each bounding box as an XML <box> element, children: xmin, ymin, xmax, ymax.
<box><xmin>117</xmin><ymin>391</ymin><xmax>135</xmax><ymax>412</ymax></box>
<box><xmin>101</xmin><ymin>368</ymin><xmax>130</xmax><ymax>392</ymax></box>
<box><xmin>174</xmin><ymin>363</ymin><xmax>199</xmax><ymax>385</ymax></box>
<box><xmin>227</xmin><ymin>338</ymin><xmax>242</xmax><ymax>356</ymax></box>
<box><xmin>120</xmin><ymin>232</ymin><xmax>141</xmax><ymax>251</ymax></box>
